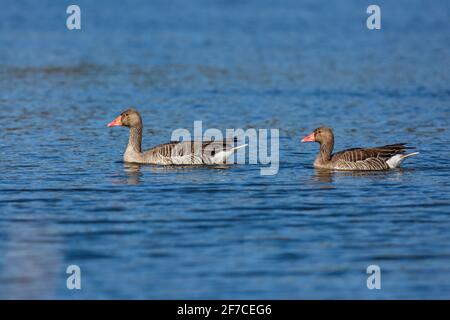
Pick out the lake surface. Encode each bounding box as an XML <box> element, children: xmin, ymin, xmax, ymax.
<box><xmin>0</xmin><ymin>0</ymin><xmax>449</xmax><ymax>299</ymax></box>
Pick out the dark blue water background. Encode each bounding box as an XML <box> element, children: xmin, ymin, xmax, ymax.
<box><xmin>0</xmin><ymin>0</ymin><xmax>449</xmax><ymax>298</ymax></box>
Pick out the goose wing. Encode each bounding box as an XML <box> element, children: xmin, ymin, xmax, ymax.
<box><xmin>331</xmin><ymin>143</ymin><xmax>414</xmax><ymax>170</ymax></box>
<box><xmin>143</xmin><ymin>139</ymin><xmax>239</xmax><ymax>164</ymax></box>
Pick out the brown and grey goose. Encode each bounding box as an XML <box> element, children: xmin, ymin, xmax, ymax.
<box><xmin>108</xmin><ymin>108</ymin><xmax>246</xmax><ymax>165</ymax></box>
<box><xmin>301</xmin><ymin>127</ymin><xmax>418</xmax><ymax>170</ymax></box>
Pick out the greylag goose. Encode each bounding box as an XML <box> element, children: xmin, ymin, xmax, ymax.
<box><xmin>301</xmin><ymin>127</ymin><xmax>418</xmax><ymax>170</ymax></box>
<box><xmin>108</xmin><ymin>108</ymin><xmax>247</xmax><ymax>165</ymax></box>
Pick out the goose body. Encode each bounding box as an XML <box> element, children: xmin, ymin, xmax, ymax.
<box><xmin>301</xmin><ymin>127</ymin><xmax>418</xmax><ymax>171</ymax></box>
<box><xmin>108</xmin><ymin>108</ymin><xmax>246</xmax><ymax>165</ymax></box>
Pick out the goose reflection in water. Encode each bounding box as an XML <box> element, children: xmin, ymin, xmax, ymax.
<box><xmin>311</xmin><ymin>168</ymin><xmax>407</xmax><ymax>184</ymax></box>
<box><xmin>121</xmin><ymin>162</ymin><xmax>232</xmax><ymax>185</ymax></box>
<box><xmin>123</xmin><ymin>163</ymin><xmax>143</xmax><ymax>185</ymax></box>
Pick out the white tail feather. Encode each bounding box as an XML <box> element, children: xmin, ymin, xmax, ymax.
<box><xmin>386</xmin><ymin>152</ymin><xmax>419</xmax><ymax>169</ymax></box>
<box><xmin>211</xmin><ymin>144</ymin><xmax>247</xmax><ymax>164</ymax></box>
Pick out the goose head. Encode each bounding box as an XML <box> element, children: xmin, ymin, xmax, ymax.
<box><xmin>107</xmin><ymin>108</ymin><xmax>142</xmax><ymax>128</ymax></box>
<box><xmin>301</xmin><ymin>127</ymin><xmax>334</xmax><ymax>145</ymax></box>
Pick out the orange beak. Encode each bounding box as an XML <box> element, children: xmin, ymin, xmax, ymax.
<box><xmin>107</xmin><ymin>115</ymin><xmax>122</xmax><ymax>127</ymax></box>
<box><xmin>301</xmin><ymin>132</ymin><xmax>315</xmax><ymax>142</ymax></box>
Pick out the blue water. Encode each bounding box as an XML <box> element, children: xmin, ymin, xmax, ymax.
<box><xmin>0</xmin><ymin>0</ymin><xmax>449</xmax><ymax>299</ymax></box>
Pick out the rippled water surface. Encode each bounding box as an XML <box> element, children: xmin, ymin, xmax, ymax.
<box><xmin>0</xmin><ymin>0</ymin><xmax>449</xmax><ymax>299</ymax></box>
